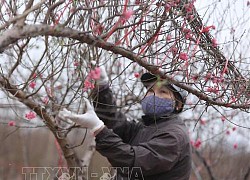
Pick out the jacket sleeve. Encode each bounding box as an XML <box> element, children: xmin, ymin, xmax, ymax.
<box><xmin>91</xmin><ymin>85</ymin><xmax>139</xmax><ymax>143</ymax></box>
<box><xmin>95</xmin><ymin>126</ymin><xmax>182</xmax><ymax>176</ymax></box>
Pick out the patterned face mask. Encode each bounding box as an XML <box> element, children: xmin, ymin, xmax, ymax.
<box><xmin>141</xmin><ymin>95</ymin><xmax>175</xmax><ymax>117</ymax></box>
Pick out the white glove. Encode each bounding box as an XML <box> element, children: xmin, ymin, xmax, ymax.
<box><xmin>98</xmin><ymin>66</ymin><xmax>109</xmax><ymax>85</ymax></box>
<box><xmin>58</xmin><ymin>99</ymin><xmax>104</xmax><ymax>134</ymax></box>
<box><xmin>91</xmin><ymin>61</ymin><xmax>109</xmax><ymax>86</ymax></box>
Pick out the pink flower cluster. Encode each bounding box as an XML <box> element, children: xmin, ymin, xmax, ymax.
<box><xmin>182</xmin><ymin>28</ymin><xmax>192</xmax><ymax>40</ymax></box>
<box><xmin>212</xmin><ymin>38</ymin><xmax>217</xmax><ymax>47</ymax></box>
<box><xmin>171</xmin><ymin>47</ymin><xmax>178</xmax><ymax>56</ymax></box>
<box><xmin>89</xmin><ymin>67</ymin><xmax>101</xmax><ymax>80</ymax></box>
<box><xmin>121</xmin><ymin>10</ymin><xmax>134</xmax><ymax>24</ymax></box>
<box><xmin>226</xmin><ymin>126</ymin><xmax>237</xmax><ymax>136</ymax></box>
<box><xmin>8</xmin><ymin>121</ymin><xmax>16</xmax><ymax>126</ymax></box>
<box><xmin>134</xmin><ymin>72</ymin><xmax>140</xmax><ymax>78</ymax></box>
<box><xmin>205</xmin><ymin>73</ymin><xmax>225</xmax><ymax>84</ymax></box>
<box><xmin>105</xmin><ymin>6</ymin><xmax>134</xmax><ymax>40</ymax></box>
<box><xmin>29</xmin><ymin>72</ymin><xmax>42</xmax><ymax>89</ymax></box>
<box><xmin>25</xmin><ymin>111</ymin><xmax>36</xmax><ymax>120</ymax></box>
<box><xmin>192</xmin><ymin>74</ymin><xmax>199</xmax><ymax>81</ymax></box>
<box><xmin>84</xmin><ymin>67</ymin><xmax>101</xmax><ymax>90</ymax></box>
<box><xmin>221</xmin><ymin>116</ymin><xmax>226</xmax><ymax>122</ymax></box>
<box><xmin>73</xmin><ymin>60</ymin><xmax>80</xmax><ymax>67</ymax></box>
<box><xmin>184</xmin><ymin>1</ymin><xmax>194</xmax><ymax>14</ymax></box>
<box><xmin>155</xmin><ymin>1</ymin><xmax>180</xmax><ymax>11</ymax></box>
<box><xmin>32</xmin><ymin>73</ymin><xmax>37</xmax><ymax>79</ymax></box>
<box><xmin>179</xmin><ymin>52</ymin><xmax>188</xmax><ymax>61</ymax></box>
<box><xmin>84</xmin><ymin>80</ymin><xmax>95</xmax><ymax>90</ymax></box>
<box><xmin>42</xmin><ymin>96</ymin><xmax>49</xmax><ymax>104</ymax></box>
<box><xmin>191</xmin><ymin>139</ymin><xmax>202</xmax><ymax>149</ymax></box>
<box><xmin>93</xmin><ymin>24</ymin><xmax>104</xmax><ymax>35</ymax></box>
<box><xmin>233</xmin><ymin>143</ymin><xmax>238</xmax><ymax>149</ymax></box>
<box><xmin>206</xmin><ymin>86</ymin><xmax>219</xmax><ymax>94</ymax></box>
<box><xmin>199</xmin><ymin>119</ymin><xmax>206</xmax><ymax>125</ymax></box>
<box><xmin>135</xmin><ymin>0</ymin><xmax>140</xmax><ymax>5</ymax></box>
<box><xmin>166</xmin><ymin>34</ymin><xmax>172</xmax><ymax>41</ymax></box>
<box><xmin>200</xmin><ymin>25</ymin><xmax>216</xmax><ymax>34</ymax></box>
<box><xmin>29</xmin><ymin>81</ymin><xmax>36</xmax><ymax>89</ymax></box>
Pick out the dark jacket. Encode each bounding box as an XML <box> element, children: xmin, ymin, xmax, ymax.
<box><xmin>92</xmin><ymin>87</ymin><xmax>192</xmax><ymax>180</ymax></box>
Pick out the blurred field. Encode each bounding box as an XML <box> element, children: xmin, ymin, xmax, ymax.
<box><xmin>1</xmin><ymin>124</ymin><xmax>250</xmax><ymax>180</ymax></box>
<box><xmin>0</xmin><ymin>124</ymin><xmax>111</xmax><ymax>180</ymax></box>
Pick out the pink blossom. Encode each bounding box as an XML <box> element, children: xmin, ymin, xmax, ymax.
<box><xmin>206</xmin><ymin>86</ymin><xmax>219</xmax><ymax>94</ymax></box>
<box><xmin>89</xmin><ymin>67</ymin><xmax>101</xmax><ymax>80</ymax></box>
<box><xmin>165</xmin><ymin>3</ymin><xmax>172</xmax><ymax>11</ymax></box>
<box><xmin>171</xmin><ymin>47</ymin><xmax>178</xmax><ymax>55</ymax></box>
<box><xmin>212</xmin><ymin>38</ymin><xmax>217</xmax><ymax>47</ymax></box>
<box><xmin>135</xmin><ymin>0</ymin><xmax>140</xmax><ymax>5</ymax></box>
<box><xmin>188</xmin><ymin>15</ymin><xmax>194</xmax><ymax>20</ymax></box>
<box><xmin>42</xmin><ymin>97</ymin><xmax>49</xmax><ymax>104</ymax></box>
<box><xmin>200</xmin><ymin>119</ymin><xmax>206</xmax><ymax>125</ymax></box>
<box><xmin>25</xmin><ymin>111</ymin><xmax>36</xmax><ymax>120</ymax></box>
<box><xmin>93</xmin><ymin>24</ymin><xmax>104</xmax><ymax>35</ymax></box>
<box><xmin>226</xmin><ymin>130</ymin><xmax>230</xmax><ymax>135</ymax></box>
<box><xmin>73</xmin><ymin>61</ymin><xmax>80</xmax><ymax>67</ymax></box>
<box><xmin>230</xmin><ymin>97</ymin><xmax>236</xmax><ymax>103</ymax></box>
<box><xmin>70</xmin><ymin>7</ymin><xmax>76</xmax><ymax>13</ymax></box>
<box><xmin>184</xmin><ymin>3</ymin><xmax>194</xmax><ymax>13</ymax></box>
<box><xmin>212</xmin><ymin>77</ymin><xmax>224</xmax><ymax>84</ymax></box>
<box><xmin>247</xmin><ymin>1</ymin><xmax>250</xmax><ymax>6</ymax></box>
<box><xmin>179</xmin><ymin>52</ymin><xmax>188</xmax><ymax>61</ymax></box>
<box><xmin>8</xmin><ymin>121</ymin><xmax>16</xmax><ymax>126</ymax></box>
<box><xmin>84</xmin><ymin>79</ymin><xmax>95</xmax><ymax>90</ymax></box>
<box><xmin>29</xmin><ymin>81</ymin><xmax>36</xmax><ymax>89</ymax></box>
<box><xmin>205</xmin><ymin>73</ymin><xmax>212</xmax><ymax>81</ymax></box>
<box><xmin>192</xmin><ymin>74</ymin><xmax>199</xmax><ymax>81</ymax></box>
<box><xmin>183</xmin><ymin>28</ymin><xmax>191</xmax><ymax>34</ymax></box>
<box><xmin>221</xmin><ymin>116</ymin><xmax>226</xmax><ymax>122</ymax></box>
<box><xmin>166</xmin><ymin>34</ymin><xmax>172</xmax><ymax>41</ymax></box>
<box><xmin>222</xmin><ymin>67</ymin><xmax>228</xmax><ymax>74</ymax></box>
<box><xmin>185</xmin><ymin>33</ymin><xmax>192</xmax><ymax>39</ymax></box>
<box><xmin>201</xmin><ymin>25</ymin><xmax>216</xmax><ymax>33</ymax></box>
<box><xmin>32</xmin><ymin>73</ymin><xmax>37</xmax><ymax>79</ymax></box>
<box><xmin>134</xmin><ymin>72</ymin><xmax>140</xmax><ymax>78</ymax></box>
<box><xmin>194</xmin><ymin>139</ymin><xmax>202</xmax><ymax>149</ymax></box>
<box><xmin>122</xmin><ymin>10</ymin><xmax>134</xmax><ymax>23</ymax></box>
<box><xmin>212</xmin><ymin>77</ymin><xmax>219</xmax><ymax>83</ymax></box>
<box><xmin>232</xmin><ymin>127</ymin><xmax>236</xmax><ymax>131</ymax></box>
<box><xmin>233</xmin><ymin>143</ymin><xmax>238</xmax><ymax>149</ymax></box>
<box><xmin>182</xmin><ymin>28</ymin><xmax>192</xmax><ymax>39</ymax></box>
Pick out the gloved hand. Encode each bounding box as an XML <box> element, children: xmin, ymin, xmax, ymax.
<box><xmin>91</xmin><ymin>61</ymin><xmax>109</xmax><ymax>86</ymax></box>
<box><xmin>58</xmin><ymin>99</ymin><xmax>104</xmax><ymax>134</ymax></box>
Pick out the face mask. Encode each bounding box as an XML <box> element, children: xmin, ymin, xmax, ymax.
<box><xmin>141</xmin><ymin>95</ymin><xmax>175</xmax><ymax>117</ymax></box>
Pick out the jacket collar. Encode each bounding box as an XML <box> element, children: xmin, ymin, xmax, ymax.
<box><xmin>141</xmin><ymin>114</ymin><xmax>179</xmax><ymax>126</ymax></box>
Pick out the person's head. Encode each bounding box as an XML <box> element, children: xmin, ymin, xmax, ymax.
<box><xmin>140</xmin><ymin>73</ymin><xmax>187</xmax><ymax>117</ymax></box>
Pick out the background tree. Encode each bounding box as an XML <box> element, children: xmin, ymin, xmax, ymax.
<box><xmin>0</xmin><ymin>0</ymin><xmax>249</xmax><ymax>179</ymax></box>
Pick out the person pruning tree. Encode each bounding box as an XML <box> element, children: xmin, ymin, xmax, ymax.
<box><xmin>58</xmin><ymin>66</ymin><xmax>192</xmax><ymax>180</ymax></box>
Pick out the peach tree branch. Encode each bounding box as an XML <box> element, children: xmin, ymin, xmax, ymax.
<box><xmin>0</xmin><ymin>24</ymin><xmax>249</xmax><ymax>110</ymax></box>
